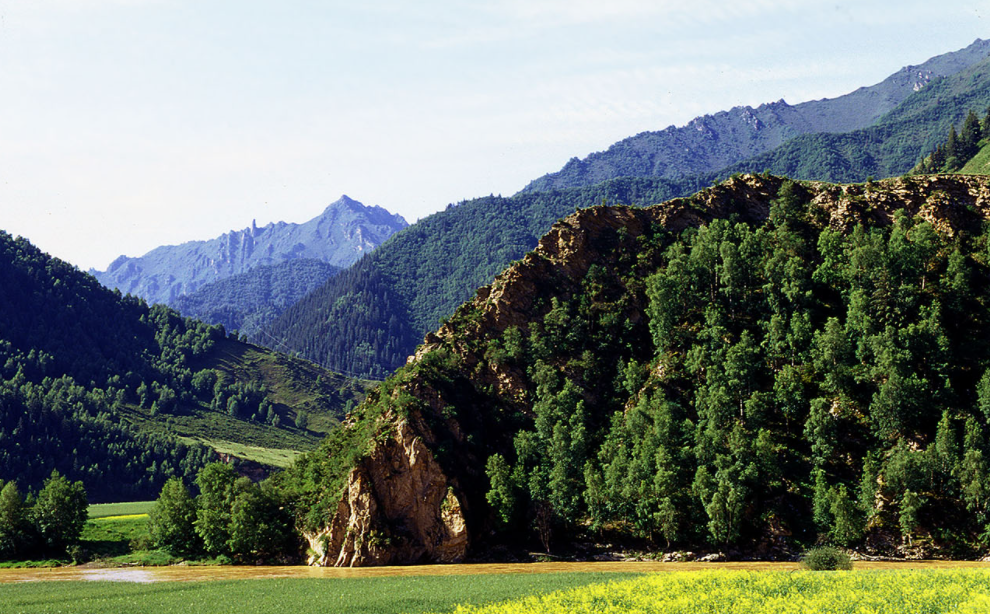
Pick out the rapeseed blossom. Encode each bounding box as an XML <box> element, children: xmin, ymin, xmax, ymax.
<box><xmin>447</xmin><ymin>570</ymin><xmax>990</xmax><ymax>614</ymax></box>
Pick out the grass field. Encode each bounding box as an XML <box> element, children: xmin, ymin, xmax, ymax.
<box><xmin>6</xmin><ymin>564</ymin><xmax>990</xmax><ymax>613</ymax></box>
<box><xmin>180</xmin><ymin>438</ymin><xmax>306</xmax><ymax>468</ymax></box>
<box><xmin>88</xmin><ymin>502</ymin><xmax>155</xmax><ymax>518</ymax></box>
<box><xmin>0</xmin><ymin>572</ymin><xmax>640</xmax><ymax>614</ymax></box>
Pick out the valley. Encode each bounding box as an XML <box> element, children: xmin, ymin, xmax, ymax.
<box><xmin>8</xmin><ymin>28</ymin><xmax>990</xmax><ymax>614</ymax></box>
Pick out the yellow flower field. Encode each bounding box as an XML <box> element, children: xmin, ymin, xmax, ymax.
<box><xmin>446</xmin><ymin>570</ymin><xmax>990</xmax><ymax>614</ymax></box>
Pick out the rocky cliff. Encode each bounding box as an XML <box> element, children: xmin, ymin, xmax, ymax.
<box><xmin>299</xmin><ymin>173</ymin><xmax>990</xmax><ymax>565</ymax></box>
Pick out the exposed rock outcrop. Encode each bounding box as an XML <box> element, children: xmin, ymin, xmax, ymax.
<box><xmin>305</xmin><ymin>411</ymin><xmax>468</xmax><ymax>567</ymax></box>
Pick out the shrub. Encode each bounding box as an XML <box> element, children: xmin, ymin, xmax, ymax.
<box><xmin>800</xmin><ymin>545</ymin><xmax>853</xmax><ymax>570</ymax></box>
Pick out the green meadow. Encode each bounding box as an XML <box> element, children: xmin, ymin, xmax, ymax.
<box><xmin>0</xmin><ymin>572</ymin><xmax>639</xmax><ymax>614</ymax></box>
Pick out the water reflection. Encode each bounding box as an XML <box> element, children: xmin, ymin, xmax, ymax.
<box><xmin>79</xmin><ymin>569</ymin><xmax>157</xmax><ymax>583</ymax></box>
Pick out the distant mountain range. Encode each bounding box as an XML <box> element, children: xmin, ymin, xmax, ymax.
<box><xmin>523</xmin><ymin>38</ymin><xmax>990</xmax><ymax>192</ymax></box>
<box><xmin>91</xmin><ymin>195</ymin><xmax>407</xmax><ymax>307</ymax></box>
<box><xmin>262</xmin><ymin>40</ymin><xmax>990</xmax><ymax>378</ymax></box>
<box><xmin>88</xmin><ymin>40</ymin><xmax>990</xmax><ymax>380</ymax></box>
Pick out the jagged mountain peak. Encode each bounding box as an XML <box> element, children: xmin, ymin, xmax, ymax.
<box><xmin>92</xmin><ymin>198</ymin><xmax>408</xmax><ymax>306</ymax></box>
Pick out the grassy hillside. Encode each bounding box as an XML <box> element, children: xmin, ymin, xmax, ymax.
<box><xmin>959</xmin><ymin>140</ymin><xmax>990</xmax><ymax>174</ymax></box>
<box><xmin>0</xmin><ymin>230</ymin><xmax>368</xmax><ymax>501</ymax></box>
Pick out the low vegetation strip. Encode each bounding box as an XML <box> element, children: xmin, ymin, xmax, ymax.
<box><xmin>87</xmin><ymin>502</ymin><xmax>155</xmax><ymax>519</ymax></box>
<box><xmin>445</xmin><ymin>570</ymin><xmax>990</xmax><ymax>614</ymax></box>
<box><xmin>0</xmin><ymin>572</ymin><xmax>640</xmax><ymax>614</ymax></box>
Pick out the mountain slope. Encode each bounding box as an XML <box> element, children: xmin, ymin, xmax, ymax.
<box><xmin>92</xmin><ymin>196</ymin><xmax>407</xmax><ymax>306</ymax></box>
<box><xmin>172</xmin><ymin>258</ymin><xmax>339</xmax><ymax>337</ymax></box>
<box><xmin>721</xmin><ymin>55</ymin><xmax>990</xmax><ymax>182</ymax></box>
<box><xmin>261</xmin><ymin>178</ymin><xmax>693</xmax><ymax>378</ymax></box>
<box><xmin>0</xmin><ymin>230</ymin><xmax>366</xmax><ymax>502</ymax></box>
<box><xmin>959</xmin><ymin>139</ymin><xmax>990</xmax><ymax>174</ymax></box>
<box><xmin>286</xmin><ymin>174</ymin><xmax>990</xmax><ymax>565</ymax></box>
<box><xmin>264</xmin><ymin>45</ymin><xmax>990</xmax><ymax>380</ymax></box>
<box><xmin>523</xmin><ymin>38</ymin><xmax>990</xmax><ymax>192</ymax></box>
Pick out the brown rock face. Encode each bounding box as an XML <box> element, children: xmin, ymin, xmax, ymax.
<box><xmin>306</xmin><ymin>413</ymin><xmax>468</xmax><ymax>567</ymax></box>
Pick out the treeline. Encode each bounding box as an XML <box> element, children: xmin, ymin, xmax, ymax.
<box><xmin>260</xmin><ymin>56</ymin><xmax>990</xmax><ymax>381</ymax></box>
<box><xmin>148</xmin><ymin>463</ymin><xmax>298</xmax><ymax>563</ymax></box>
<box><xmin>721</xmin><ymin>59</ymin><xmax>990</xmax><ymax>183</ymax></box>
<box><xmin>912</xmin><ymin>109</ymin><xmax>990</xmax><ymax>173</ymax></box>
<box><xmin>0</xmin><ymin>471</ymin><xmax>88</xmax><ymax>561</ymax></box>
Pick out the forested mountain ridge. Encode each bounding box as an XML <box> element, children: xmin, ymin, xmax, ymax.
<box><xmin>91</xmin><ymin>195</ymin><xmax>407</xmax><ymax>307</ymax></box>
<box><xmin>261</xmin><ymin>178</ymin><xmax>694</xmax><ymax>378</ymax></box>
<box><xmin>0</xmin><ymin>230</ymin><xmax>365</xmax><ymax>502</ymax></box>
<box><xmin>172</xmin><ymin>258</ymin><xmax>340</xmax><ymax>338</ymax></box>
<box><xmin>262</xmin><ymin>46</ymin><xmax>990</xmax><ymax>380</ymax></box>
<box><xmin>285</xmin><ymin>173</ymin><xmax>990</xmax><ymax>566</ymax></box>
<box><xmin>523</xmin><ymin>38</ymin><xmax>990</xmax><ymax>192</ymax></box>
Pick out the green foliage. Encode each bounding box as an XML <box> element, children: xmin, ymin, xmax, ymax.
<box><xmin>0</xmin><ymin>481</ymin><xmax>31</xmax><ymax>559</ymax></box>
<box><xmin>800</xmin><ymin>546</ymin><xmax>853</xmax><ymax>570</ymax></box>
<box><xmin>148</xmin><ymin>478</ymin><xmax>198</xmax><ymax>556</ymax></box>
<box><xmin>485</xmin><ymin>454</ymin><xmax>517</xmax><ymax>528</ymax></box>
<box><xmin>31</xmin><ymin>471</ymin><xmax>88</xmax><ymax>552</ymax></box>
<box><xmin>227</xmin><ymin>482</ymin><xmax>297</xmax><ymax>563</ymax></box>
<box><xmin>302</xmin><ymin>178</ymin><xmax>990</xmax><ymax>556</ymax></box>
<box><xmin>194</xmin><ymin>463</ymin><xmax>240</xmax><ymax>556</ymax></box>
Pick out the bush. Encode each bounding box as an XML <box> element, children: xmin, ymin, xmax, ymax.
<box><xmin>800</xmin><ymin>546</ymin><xmax>853</xmax><ymax>570</ymax></box>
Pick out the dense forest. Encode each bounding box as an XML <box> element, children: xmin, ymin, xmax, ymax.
<box><xmin>172</xmin><ymin>258</ymin><xmax>339</xmax><ymax>338</ymax></box>
<box><xmin>0</xmin><ymin>231</ymin><xmax>361</xmax><ymax>502</ymax></box>
<box><xmin>285</xmin><ymin>175</ymin><xmax>990</xmax><ymax>561</ymax></box>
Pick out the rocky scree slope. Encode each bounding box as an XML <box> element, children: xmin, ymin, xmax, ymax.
<box><xmin>291</xmin><ymin>173</ymin><xmax>990</xmax><ymax>565</ymax></box>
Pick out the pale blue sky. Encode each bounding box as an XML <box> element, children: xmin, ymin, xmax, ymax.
<box><xmin>1</xmin><ymin>0</ymin><xmax>987</xmax><ymax>270</ymax></box>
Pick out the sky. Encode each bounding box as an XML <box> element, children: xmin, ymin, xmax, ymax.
<box><xmin>1</xmin><ymin>0</ymin><xmax>987</xmax><ymax>271</ymax></box>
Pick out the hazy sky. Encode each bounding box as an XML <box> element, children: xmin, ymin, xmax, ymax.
<box><xmin>1</xmin><ymin>0</ymin><xmax>987</xmax><ymax>271</ymax></box>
